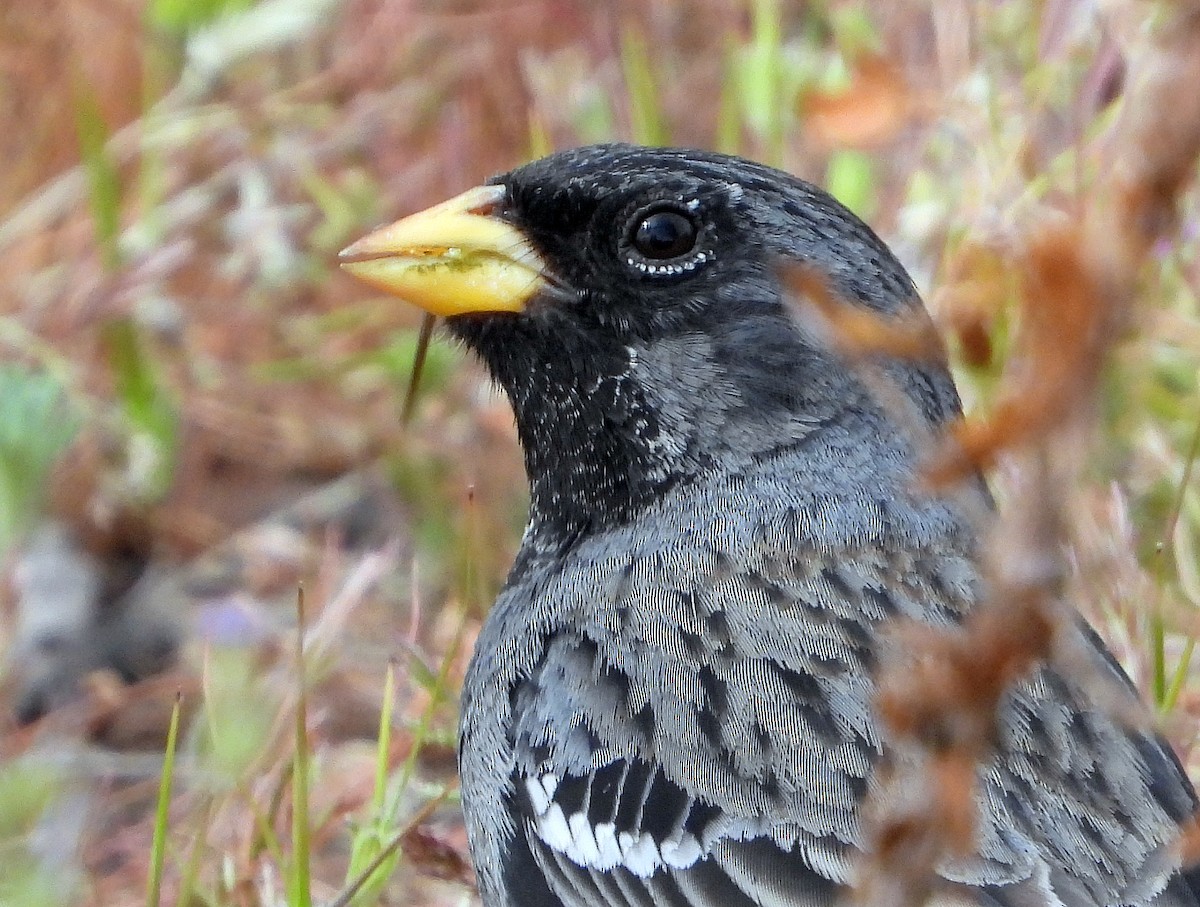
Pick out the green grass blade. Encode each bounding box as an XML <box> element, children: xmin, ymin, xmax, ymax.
<box><xmin>331</xmin><ymin>789</ymin><xmax>451</xmax><ymax>907</ymax></box>
<box><xmin>342</xmin><ymin>662</ymin><xmax>398</xmax><ymax>905</ymax></box>
<box><xmin>1159</xmin><ymin>414</ymin><xmax>1200</xmax><ymax>711</ymax></box>
<box><xmin>288</xmin><ymin>586</ymin><xmax>313</xmax><ymax>907</ymax></box>
<box><xmin>146</xmin><ymin>693</ymin><xmax>183</xmax><ymax>907</ymax></box>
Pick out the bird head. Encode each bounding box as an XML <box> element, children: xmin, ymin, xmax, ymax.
<box><xmin>340</xmin><ymin>144</ymin><xmax>961</xmax><ymax>543</ymax></box>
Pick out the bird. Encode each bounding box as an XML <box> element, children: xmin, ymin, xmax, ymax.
<box><xmin>340</xmin><ymin>144</ymin><xmax>1199</xmax><ymax>907</ymax></box>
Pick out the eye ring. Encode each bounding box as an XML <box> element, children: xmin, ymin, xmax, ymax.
<box><xmin>631</xmin><ymin>208</ymin><xmax>698</xmax><ymax>260</ymax></box>
<box><xmin>619</xmin><ymin>201</ymin><xmax>713</xmax><ymax>279</ymax></box>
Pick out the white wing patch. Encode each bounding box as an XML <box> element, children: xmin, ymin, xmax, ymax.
<box><xmin>524</xmin><ymin>773</ymin><xmax>707</xmax><ymax>876</ymax></box>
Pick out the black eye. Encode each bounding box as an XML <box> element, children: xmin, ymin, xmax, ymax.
<box><xmin>632</xmin><ymin>210</ymin><xmax>698</xmax><ymax>259</ymax></box>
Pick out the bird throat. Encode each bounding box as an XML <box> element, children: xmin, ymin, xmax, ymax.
<box><xmin>449</xmin><ymin>316</ymin><xmax>698</xmax><ymax>546</ymax></box>
<box><xmin>514</xmin><ymin>363</ymin><xmax>693</xmax><ymax>546</ymax></box>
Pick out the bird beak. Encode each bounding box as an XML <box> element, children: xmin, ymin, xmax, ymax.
<box><xmin>338</xmin><ymin>184</ymin><xmax>548</xmax><ymax>317</ymax></box>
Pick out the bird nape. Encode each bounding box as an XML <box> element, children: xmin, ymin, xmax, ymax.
<box><xmin>340</xmin><ymin>143</ymin><xmax>1200</xmax><ymax>907</ymax></box>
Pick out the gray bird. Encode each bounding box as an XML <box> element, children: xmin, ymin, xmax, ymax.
<box><xmin>340</xmin><ymin>144</ymin><xmax>1199</xmax><ymax>907</ymax></box>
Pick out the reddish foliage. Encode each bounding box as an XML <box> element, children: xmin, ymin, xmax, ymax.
<box><xmin>806</xmin><ymin>56</ymin><xmax>915</xmax><ymax>150</ymax></box>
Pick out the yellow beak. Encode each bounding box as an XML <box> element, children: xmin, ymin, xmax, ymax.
<box><xmin>338</xmin><ymin>185</ymin><xmax>548</xmax><ymax>317</ymax></box>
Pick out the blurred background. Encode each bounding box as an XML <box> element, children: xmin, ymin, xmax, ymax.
<box><xmin>0</xmin><ymin>1</ymin><xmax>1198</xmax><ymax>905</ymax></box>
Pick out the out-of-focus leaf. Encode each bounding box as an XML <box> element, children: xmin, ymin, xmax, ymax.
<box><xmin>825</xmin><ymin>149</ymin><xmax>876</xmax><ymax>219</ymax></box>
<box><xmin>376</xmin><ymin>329</ymin><xmax>460</xmax><ymax>399</ymax></box>
<box><xmin>806</xmin><ymin>57</ymin><xmax>910</xmax><ymax>149</ymax></box>
<box><xmin>183</xmin><ymin>0</ymin><xmax>339</xmax><ymax>86</ymax></box>
<box><xmin>716</xmin><ymin>42</ymin><xmax>742</xmax><ymax>155</ymax></box>
<box><xmin>621</xmin><ymin>28</ymin><xmax>669</xmax><ymax>147</ymax></box>
<box><xmin>0</xmin><ymin>761</ymin><xmax>70</xmax><ymax>907</ymax></box>
<box><xmin>0</xmin><ymin>761</ymin><xmax>58</xmax><ymax>835</ymax></box>
<box><xmin>73</xmin><ymin>85</ymin><xmax>122</xmax><ymax>271</ymax></box>
<box><xmin>198</xmin><ymin>647</ymin><xmax>277</xmax><ymax>779</ymax></box>
<box><xmin>738</xmin><ymin>0</ymin><xmax>783</xmax><ymax>138</ymax></box>
<box><xmin>528</xmin><ymin>110</ymin><xmax>553</xmax><ymax>160</ymax></box>
<box><xmin>828</xmin><ymin>6</ymin><xmax>880</xmax><ymax>56</ymax></box>
<box><xmin>725</xmin><ymin>0</ymin><xmax>808</xmax><ymax>164</ymax></box>
<box><xmin>148</xmin><ymin>0</ymin><xmax>254</xmax><ymax>37</ymax></box>
<box><xmin>102</xmin><ymin>318</ymin><xmax>179</xmax><ymax>503</ymax></box>
<box><xmin>303</xmin><ymin>167</ymin><xmax>378</xmax><ymax>254</ymax></box>
<box><xmin>258</xmin><ymin>326</ymin><xmax>463</xmax><ymax>399</ymax></box>
<box><xmin>0</xmin><ymin>367</ymin><xmax>80</xmax><ymax>560</ymax></box>
<box><xmin>573</xmin><ymin>90</ymin><xmax>616</xmax><ymax>145</ymax></box>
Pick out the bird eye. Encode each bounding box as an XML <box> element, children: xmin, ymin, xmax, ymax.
<box><xmin>632</xmin><ymin>210</ymin><xmax>698</xmax><ymax>260</ymax></box>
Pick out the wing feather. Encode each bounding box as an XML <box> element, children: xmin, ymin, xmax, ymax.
<box><xmin>495</xmin><ymin>509</ymin><xmax>1197</xmax><ymax>907</ymax></box>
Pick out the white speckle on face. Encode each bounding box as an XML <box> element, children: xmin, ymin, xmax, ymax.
<box><xmin>625</xmin><ymin>249</ymin><xmax>712</xmax><ymax>277</ymax></box>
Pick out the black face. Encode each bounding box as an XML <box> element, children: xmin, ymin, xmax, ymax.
<box><xmin>475</xmin><ymin>157</ymin><xmax>746</xmax><ymax>346</ymax></box>
<box><xmin>444</xmin><ymin>144</ymin><xmax>961</xmax><ymax>544</ymax></box>
<box><xmin>453</xmin><ymin>144</ymin><xmax>930</xmax><ymax>345</ymax></box>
